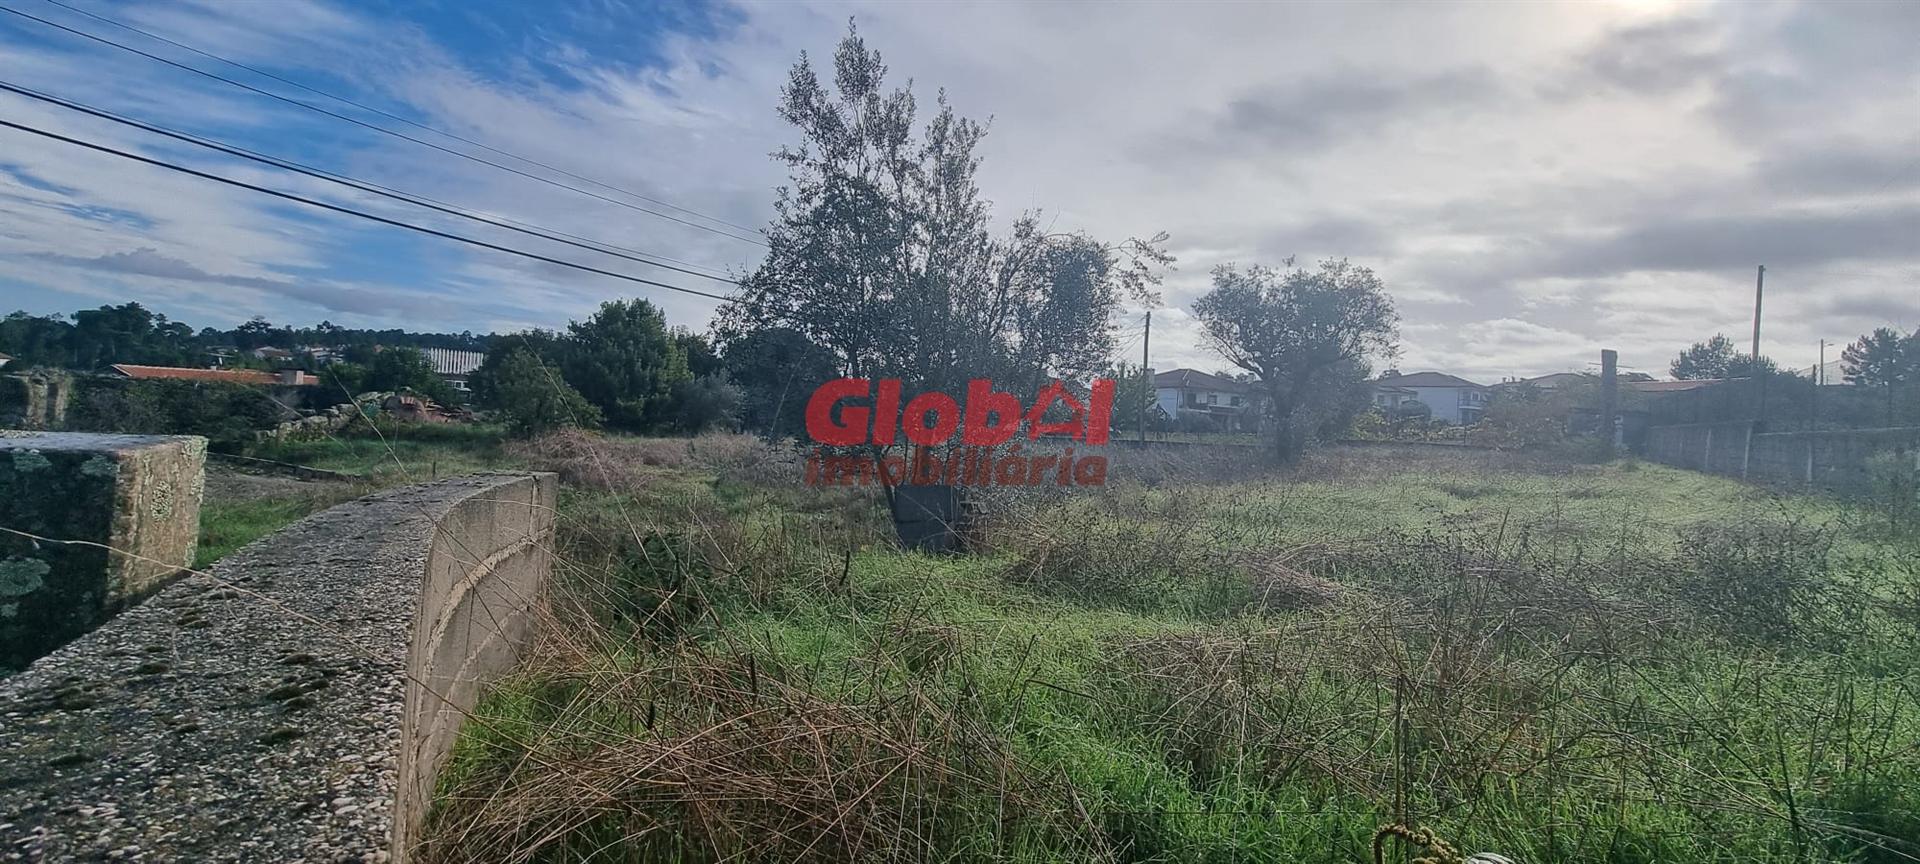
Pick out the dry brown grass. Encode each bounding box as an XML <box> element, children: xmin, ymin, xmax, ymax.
<box><xmin>504</xmin><ymin>430</ymin><xmax>797</xmax><ymax>491</ymax></box>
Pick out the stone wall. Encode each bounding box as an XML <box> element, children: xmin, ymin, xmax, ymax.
<box><xmin>1643</xmin><ymin>421</ymin><xmax>1920</xmax><ymax>494</ymax></box>
<box><xmin>0</xmin><ymin>371</ymin><xmax>75</xmax><ymax>430</ymax></box>
<box><xmin>0</xmin><ymin>431</ymin><xmax>205</xmax><ymax>670</ymax></box>
<box><xmin>0</xmin><ymin>472</ymin><xmax>556</xmax><ymax>863</ymax></box>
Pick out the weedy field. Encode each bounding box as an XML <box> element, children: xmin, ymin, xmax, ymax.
<box><xmin>415</xmin><ymin>434</ymin><xmax>1920</xmax><ymax>863</ymax></box>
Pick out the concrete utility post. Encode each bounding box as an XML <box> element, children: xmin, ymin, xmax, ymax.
<box><xmin>1599</xmin><ymin>349</ymin><xmax>1619</xmax><ymax>460</ymax></box>
<box><xmin>1753</xmin><ymin>264</ymin><xmax>1767</xmax><ymax>421</ymax></box>
<box><xmin>1138</xmin><ymin>310</ymin><xmax>1151</xmax><ymax>443</ymax></box>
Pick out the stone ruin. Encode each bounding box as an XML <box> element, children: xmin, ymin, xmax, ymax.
<box><xmin>0</xmin><ymin>431</ymin><xmax>206</xmax><ymax>670</ymax></box>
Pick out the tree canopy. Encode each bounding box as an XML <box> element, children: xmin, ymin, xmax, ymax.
<box><xmin>474</xmin><ymin>299</ymin><xmax>691</xmax><ymax>434</ymax></box>
<box><xmin>0</xmin><ymin>304</ymin><xmax>489</xmax><ymax>372</ymax></box>
<box><xmin>1669</xmin><ymin>334</ymin><xmax>1777</xmax><ymax>380</ymax></box>
<box><xmin>1192</xmin><ymin>258</ymin><xmax>1398</xmax><ymax>461</ymax></box>
<box><xmin>718</xmin><ymin>25</ymin><xmax>1167</xmax><ymax>405</ymax></box>
<box><xmin>1841</xmin><ymin>327</ymin><xmax>1915</xmax><ymax>388</ymax></box>
<box><xmin>483</xmin><ymin>348</ymin><xmax>601</xmax><ymax>438</ymax></box>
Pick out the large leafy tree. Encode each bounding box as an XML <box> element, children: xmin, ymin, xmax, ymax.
<box><xmin>560</xmin><ymin>299</ymin><xmax>689</xmax><ymax>431</ymax></box>
<box><xmin>1670</xmin><ymin>334</ymin><xmax>1777</xmax><ymax>379</ymax></box>
<box><xmin>1192</xmin><ymin>258</ymin><xmax>1398</xmax><ymax>462</ymax></box>
<box><xmin>719</xmin><ymin>25</ymin><xmax>1167</xmax><ymax>405</ymax></box>
<box><xmin>485</xmin><ymin>348</ymin><xmax>601</xmax><ymax>438</ymax></box>
<box><xmin>474</xmin><ymin>300</ymin><xmax>690</xmax><ymax>433</ymax></box>
<box><xmin>1842</xmin><ymin>326</ymin><xmax>1916</xmax><ymax>424</ymax></box>
<box><xmin>720</xmin><ymin>326</ymin><xmax>840</xmax><ymax>438</ymax></box>
<box><xmin>361</xmin><ymin>346</ymin><xmax>461</xmax><ymax>405</ymax></box>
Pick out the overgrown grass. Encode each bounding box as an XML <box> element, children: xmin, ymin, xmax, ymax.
<box><xmin>191</xmin><ymin>422</ymin><xmax>521</xmax><ymax>569</ymax></box>
<box><xmin>193</xmin><ymin>485</ymin><xmax>364</xmax><ymax>568</ymax></box>
<box><xmin>249</xmin><ymin>421</ymin><xmax>515</xmax><ymax>480</ymax></box>
<box><xmin>421</xmin><ymin>440</ymin><xmax>1920</xmax><ymax>863</ymax></box>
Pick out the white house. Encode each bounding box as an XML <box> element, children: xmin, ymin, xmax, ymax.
<box><xmin>1153</xmin><ymin>368</ymin><xmax>1265</xmax><ymax>432</ymax></box>
<box><xmin>1371</xmin><ymin>371</ymin><xmax>1489</xmax><ymax>424</ymax></box>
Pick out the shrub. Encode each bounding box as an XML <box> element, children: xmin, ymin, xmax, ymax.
<box><xmin>484</xmin><ymin>349</ymin><xmax>601</xmax><ymax>438</ymax></box>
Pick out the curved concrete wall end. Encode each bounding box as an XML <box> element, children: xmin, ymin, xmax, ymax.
<box><xmin>0</xmin><ymin>472</ymin><xmax>557</xmax><ymax>863</ymax></box>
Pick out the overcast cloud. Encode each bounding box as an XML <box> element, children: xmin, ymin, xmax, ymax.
<box><xmin>0</xmin><ymin>0</ymin><xmax>1913</xmax><ymax>381</ymax></box>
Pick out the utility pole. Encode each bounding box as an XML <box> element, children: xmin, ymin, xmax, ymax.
<box><xmin>1813</xmin><ymin>338</ymin><xmax>1825</xmax><ymax>430</ymax></box>
<box><xmin>1137</xmin><ymin>310</ymin><xmax>1151</xmax><ymax>442</ymax></box>
<box><xmin>1752</xmin><ymin>264</ymin><xmax>1767</xmax><ymax>422</ymax></box>
<box><xmin>1600</xmin><ymin>349</ymin><xmax>1619</xmax><ymax>460</ymax></box>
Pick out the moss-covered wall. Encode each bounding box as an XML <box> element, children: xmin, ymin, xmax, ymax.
<box><xmin>0</xmin><ymin>433</ymin><xmax>204</xmax><ymax>670</ymax></box>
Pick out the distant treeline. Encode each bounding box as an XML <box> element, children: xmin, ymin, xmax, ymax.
<box><xmin>0</xmin><ymin>303</ymin><xmax>491</xmax><ymax>371</ymax></box>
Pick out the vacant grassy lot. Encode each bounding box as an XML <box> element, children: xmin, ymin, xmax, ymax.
<box><xmin>190</xmin><ymin>423</ymin><xmax>520</xmax><ymax>568</ymax></box>
<box><xmin>409</xmin><ymin>438</ymin><xmax>1919</xmax><ymax>863</ymax></box>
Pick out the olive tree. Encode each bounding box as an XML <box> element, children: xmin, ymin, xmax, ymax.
<box><xmin>1191</xmin><ymin>258</ymin><xmax>1398</xmax><ymax>462</ymax></box>
<box><xmin>719</xmin><ymin>24</ymin><xmax>1168</xmax><ymax>401</ymax></box>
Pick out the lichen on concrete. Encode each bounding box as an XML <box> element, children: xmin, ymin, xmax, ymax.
<box><xmin>0</xmin><ymin>432</ymin><xmax>206</xmax><ymax>670</ymax></box>
<box><xmin>0</xmin><ymin>558</ymin><xmax>49</xmax><ymax>596</ymax></box>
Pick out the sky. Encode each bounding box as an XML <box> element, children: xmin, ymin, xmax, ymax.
<box><xmin>0</xmin><ymin>0</ymin><xmax>1914</xmax><ymax>382</ymax></box>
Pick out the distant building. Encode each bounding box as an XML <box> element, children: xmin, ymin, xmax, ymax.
<box><xmin>109</xmin><ymin>364</ymin><xmax>318</xmax><ymax>387</ymax></box>
<box><xmin>1371</xmin><ymin>384</ymin><xmax>1418</xmax><ymax>414</ymax></box>
<box><xmin>1808</xmin><ymin>358</ymin><xmax>1850</xmax><ymax>386</ymax></box>
<box><xmin>299</xmin><ymin>346</ymin><xmax>344</xmax><ymax>366</ymax></box>
<box><xmin>1152</xmin><ymin>368</ymin><xmax>1265</xmax><ymax>432</ymax></box>
<box><xmin>0</xmin><ymin>352</ymin><xmax>11</xmax><ymax>370</ymax></box>
<box><xmin>1371</xmin><ymin>371</ymin><xmax>1489</xmax><ymax>424</ymax></box>
<box><xmin>251</xmin><ymin>346</ymin><xmax>293</xmax><ymax>362</ymax></box>
<box><xmin>421</xmin><ymin>348</ymin><xmax>486</xmax><ymax>391</ymax></box>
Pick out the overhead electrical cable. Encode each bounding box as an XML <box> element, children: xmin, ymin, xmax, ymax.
<box><xmin>0</xmin><ymin>79</ymin><xmax>741</xmax><ymax>285</ymax></box>
<box><xmin>39</xmin><ymin>0</ymin><xmax>763</xmax><ymax>237</ymax></box>
<box><xmin>0</xmin><ymin>3</ymin><xmax>769</xmax><ymax>247</ymax></box>
<box><xmin>0</xmin><ymin>117</ymin><xmax>735</xmax><ymax>302</ymax></box>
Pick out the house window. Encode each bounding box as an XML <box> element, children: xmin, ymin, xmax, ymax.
<box><xmin>1185</xmin><ymin>392</ymin><xmax>1200</xmax><ymax>407</ymax></box>
<box><xmin>1206</xmin><ymin>393</ymin><xmax>1218</xmax><ymax>405</ymax></box>
<box><xmin>1230</xmin><ymin>396</ymin><xmax>1243</xmax><ymax>407</ymax></box>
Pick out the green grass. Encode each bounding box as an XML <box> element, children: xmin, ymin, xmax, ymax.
<box><xmin>248</xmin><ymin>421</ymin><xmax>515</xmax><ymax>480</ymax></box>
<box><xmin>194</xmin><ymin>423</ymin><xmax>525</xmax><ymax>569</ymax></box>
<box><xmin>193</xmin><ymin>487</ymin><xmax>363</xmax><ymax>569</ymax></box>
<box><xmin>423</xmin><ymin>442</ymin><xmax>1920</xmax><ymax>863</ymax></box>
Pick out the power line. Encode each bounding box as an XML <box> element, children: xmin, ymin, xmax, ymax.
<box><xmin>0</xmin><ymin>3</ymin><xmax>769</xmax><ymax>247</ymax></box>
<box><xmin>0</xmin><ymin>117</ymin><xmax>735</xmax><ymax>303</ymax></box>
<box><xmin>36</xmin><ymin>0</ymin><xmax>764</xmax><ymax>238</ymax></box>
<box><xmin>0</xmin><ymin>79</ymin><xmax>741</xmax><ymax>285</ymax></box>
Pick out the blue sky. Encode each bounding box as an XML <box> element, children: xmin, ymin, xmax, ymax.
<box><xmin>0</xmin><ymin>0</ymin><xmax>1914</xmax><ymax>380</ymax></box>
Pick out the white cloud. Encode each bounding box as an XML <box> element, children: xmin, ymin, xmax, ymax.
<box><xmin>0</xmin><ymin>0</ymin><xmax>1913</xmax><ymax>382</ymax></box>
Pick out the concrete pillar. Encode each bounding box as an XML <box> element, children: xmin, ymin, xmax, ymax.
<box><xmin>1599</xmin><ymin>349</ymin><xmax>1618</xmax><ymax>460</ymax></box>
<box><xmin>0</xmin><ymin>432</ymin><xmax>205</xmax><ymax>669</ymax></box>
<box><xmin>1741</xmin><ymin>423</ymin><xmax>1754</xmax><ymax>479</ymax></box>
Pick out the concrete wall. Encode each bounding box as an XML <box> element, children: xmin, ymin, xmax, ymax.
<box><xmin>1643</xmin><ymin>421</ymin><xmax>1920</xmax><ymax>494</ymax></box>
<box><xmin>0</xmin><ymin>431</ymin><xmax>205</xmax><ymax>670</ymax></box>
<box><xmin>0</xmin><ymin>472</ymin><xmax>556</xmax><ymax>863</ymax></box>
